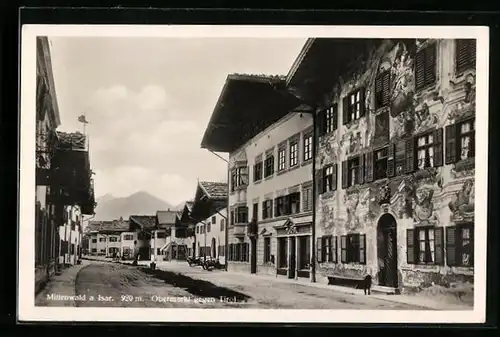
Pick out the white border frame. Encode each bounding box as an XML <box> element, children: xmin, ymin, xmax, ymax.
<box><xmin>19</xmin><ymin>24</ymin><xmax>489</xmax><ymax>323</ymax></box>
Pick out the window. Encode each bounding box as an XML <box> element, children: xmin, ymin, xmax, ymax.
<box><xmin>220</xmin><ymin>219</ymin><xmax>225</xmax><ymax>232</ymax></box>
<box><xmin>446</xmin><ymin>224</ymin><xmax>474</xmax><ymax>267</ymax></box>
<box><xmin>343</xmin><ymin>89</ymin><xmax>365</xmax><ymax>124</ymax></box>
<box><xmin>235</xmin><ymin>206</ymin><xmax>248</xmax><ymax>224</ymax></box>
<box><xmin>317</xmin><ymin>236</ymin><xmax>337</xmax><ymax>263</ymax></box>
<box><xmin>109</xmin><ymin>237</ymin><xmax>118</xmax><ymax>242</ymax></box>
<box><xmin>322</xmin><ymin>105</ymin><xmax>337</xmax><ymax>135</ymax></box>
<box><xmin>230</xmin><ymin>210</ymin><xmax>235</xmax><ymax>226</ymax></box>
<box><xmin>416</xmin><ymin>133</ymin><xmax>435</xmax><ymax>169</ymax></box>
<box><xmin>156</xmin><ymin>231</ymin><xmax>166</xmax><ymax>239</ymax></box>
<box><xmin>123</xmin><ymin>234</ymin><xmax>133</xmax><ymax>241</ymax></box>
<box><xmin>298</xmin><ymin>236</ymin><xmax>311</xmax><ymax>270</ymax></box>
<box><xmin>278</xmin><ymin>147</ymin><xmax>286</xmax><ymax>171</ymax></box>
<box><xmin>415</xmin><ymin>43</ymin><xmax>437</xmax><ymax>91</ymax></box>
<box><xmin>253</xmin><ymin>161</ymin><xmax>263</xmax><ymax>182</ymax></box>
<box><xmin>231</xmin><ymin>166</ymin><xmax>249</xmax><ymax>191</ymax></box>
<box><xmin>91</xmin><ymin>248</ymin><xmax>97</xmax><ymax>253</ymax></box>
<box><xmin>264</xmin><ymin>155</ymin><xmax>275</xmax><ymax>177</ymax></box>
<box><xmin>322</xmin><ymin>165</ymin><xmax>334</xmax><ymax>193</ymax></box>
<box><xmin>99</xmin><ymin>237</ymin><xmax>106</xmax><ymax>242</ymax></box>
<box><xmin>342</xmin><ymin>155</ymin><xmax>365</xmax><ymax>188</ymax></box>
<box><xmin>302</xmin><ymin>185</ymin><xmax>313</xmax><ymax>212</ymax></box>
<box><xmin>211</xmin><ymin>216</ymin><xmax>216</xmax><ymax>224</ymax></box>
<box><xmin>92</xmin><ymin>238</ymin><xmax>97</xmax><ymax>243</ymax></box>
<box><xmin>289</xmin><ymin>141</ymin><xmax>298</xmax><ymax>167</ymax></box>
<box><xmin>340</xmin><ymin>234</ymin><xmax>366</xmax><ymax>264</ymax></box>
<box><xmin>252</xmin><ymin>203</ymin><xmax>259</xmax><ymax>222</ymax></box>
<box><xmin>278</xmin><ymin>237</ymin><xmax>288</xmax><ymax>268</ymax></box>
<box><xmin>264</xmin><ymin>237</ymin><xmax>271</xmax><ymax>263</ymax></box>
<box><xmin>407</xmin><ymin>227</ymin><xmax>444</xmax><ymax>265</ymax></box>
<box><xmin>303</xmin><ymin>133</ymin><xmax>313</xmax><ymax>161</ymax></box>
<box><xmin>207</xmin><ymin>223</ymin><xmax>211</xmax><ymax>233</ymax></box>
<box><xmin>347</xmin><ymin>157</ymin><xmax>360</xmax><ymax>187</ymax></box>
<box><xmin>196</xmin><ymin>226</ymin><xmax>199</xmax><ymax>234</ymax></box>
<box><xmin>262</xmin><ymin>200</ymin><xmax>273</xmax><ymax>219</ymax></box>
<box><xmin>274</xmin><ymin>196</ymin><xmax>286</xmax><ymax>217</ymax></box>
<box><xmin>288</xmin><ymin>192</ymin><xmax>301</xmax><ymax>214</ymax></box>
<box><xmin>374</xmin><ymin>147</ymin><xmax>389</xmax><ymax>180</ymax></box>
<box><xmin>375</xmin><ymin>70</ymin><xmax>391</xmax><ymax>109</ymax></box>
<box><xmin>456</xmin><ymin>39</ymin><xmax>476</xmax><ymax>74</ymax></box>
<box><xmin>71</xmin><ymin>244</ymin><xmax>75</xmax><ymax>255</ymax></box>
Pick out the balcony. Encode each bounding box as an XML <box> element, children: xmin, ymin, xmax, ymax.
<box><xmin>232</xmin><ymin>224</ymin><xmax>247</xmax><ymax>237</ymax></box>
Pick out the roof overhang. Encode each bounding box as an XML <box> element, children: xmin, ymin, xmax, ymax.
<box><xmin>200</xmin><ymin>74</ymin><xmax>303</xmax><ymax>153</ymax></box>
<box><xmin>286</xmin><ymin>38</ymin><xmax>387</xmax><ymax>109</ymax></box>
<box><xmin>190</xmin><ymin>183</ymin><xmax>227</xmax><ymax>222</ymax></box>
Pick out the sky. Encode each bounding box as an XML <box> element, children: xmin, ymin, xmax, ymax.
<box><xmin>48</xmin><ymin>36</ymin><xmax>306</xmax><ymax>206</ymax></box>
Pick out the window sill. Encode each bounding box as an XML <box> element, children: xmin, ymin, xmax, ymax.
<box><xmin>264</xmin><ymin>174</ymin><xmax>275</xmax><ymax>181</ymax></box>
<box><xmin>253</xmin><ymin>179</ymin><xmax>262</xmax><ymax>185</ymax></box>
<box><xmin>320</xmin><ymin>190</ymin><xmax>335</xmax><ymax>199</ymax></box>
<box><xmin>302</xmin><ymin>159</ymin><xmax>313</xmax><ymax>167</ymax></box>
<box><xmin>277</xmin><ymin>169</ymin><xmax>288</xmax><ymax>176</ymax></box>
<box><xmin>288</xmin><ymin>164</ymin><xmax>300</xmax><ymax>172</ymax></box>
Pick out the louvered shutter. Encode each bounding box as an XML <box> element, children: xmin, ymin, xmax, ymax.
<box><xmin>316</xmin><ymin>169</ymin><xmax>323</xmax><ymax>195</ymax></box>
<box><xmin>359</xmin><ymin>234</ymin><xmax>366</xmax><ymax>264</ymax></box>
<box><xmin>425</xmin><ymin>43</ymin><xmax>437</xmax><ymax>86</ymax></box>
<box><xmin>274</xmin><ymin>198</ymin><xmax>279</xmax><ymax>217</ymax></box>
<box><xmin>358</xmin><ymin>154</ymin><xmax>365</xmax><ymax>185</ymax></box>
<box><xmin>382</xmin><ymin>71</ymin><xmax>391</xmax><ymax>106</ymax></box>
<box><xmin>342</xmin><ymin>96</ymin><xmax>349</xmax><ymax>125</ymax></box>
<box><xmin>415</xmin><ymin>48</ymin><xmax>426</xmax><ymax>91</ymax></box>
<box><xmin>359</xmin><ymin>88</ymin><xmax>366</xmax><ymax>117</ymax></box>
<box><xmin>269</xmin><ymin>200</ymin><xmax>273</xmax><ymax>218</ymax></box>
<box><xmin>365</xmin><ymin>151</ymin><xmax>374</xmax><ymax>183</ymax></box>
<box><xmin>332</xmin><ymin>104</ymin><xmax>338</xmax><ymax>131</ymax></box>
<box><xmin>433</xmin><ymin>128</ymin><xmax>444</xmax><ymax>167</ymax></box>
<box><xmin>456</xmin><ymin>39</ymin><xmax>476</xmax><ymax>73</ymax></box>
<box><xmin>405</xmin><ymin>137</ymin><xmax>415</xmax><ymax>173</ymax></box>
<box><xmin>341</xmin><ymin>160</ymin><xmax>348</xmax><ymax>189</ymax></box>
<box><xmin>316</xmin><ymin>237</ymin><xmax>323</xmax><ymax>263</ymax></box>
<box><xmin>445</xmin><ymin>124</ymin><xmax>458</xmax><ymax>165</ymax></box>
<box><xmin>332</xmin><ymin>164</ymin><xmax>338</xmax><ymax>191</ymax></box>
<box><xmin>446</xmin><ymin>226</ymin><xmax>457</xmax><ymax>266</ymax></box>
<box><xmin>333</xmin><ymin>236</ymin><xmax>338</xmax><ymax>263</ymax></box>
<box><xmin>340</xmin><ymin>235</ymin><xmax>347</xmax><ymax>263</ymax></box>
<box><xmin>387</xmin><ymin>143</ymin><xmax>396</xmax><ymax>177</ymax></box>
<box><xmin>434</xmin><ymin>227</ymin><xmax>444</xmax><ymax>265</ymax></box>
<box><xmin>406</xmin><ymin>229</ymin><xmax>416</xmax><ymax>264</ymax></box>
<box><xmin>375</xmin><ymin>72</ymin><xmax>384</xmax><ymax>109</ymax></box>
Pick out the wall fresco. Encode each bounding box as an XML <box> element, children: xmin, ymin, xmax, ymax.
<box><xmin>448</xmin><ymin>178</ymin><xmax>475</xmax><ymax>222</ymax></box>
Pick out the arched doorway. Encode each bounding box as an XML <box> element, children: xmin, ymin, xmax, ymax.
<box><xmin>377</xmin><ymin>213</ymin><xmax>398</xmax><ymax>288</ymax></box>
<box><xmin>211</xmin><ymin>238</ymin><xmax>216</xmax><ymax>258</ymax></box>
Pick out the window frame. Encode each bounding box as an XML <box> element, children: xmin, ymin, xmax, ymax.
<box><xmin>446</xmin><ymin>223</ymin><xmax>474</xmax><ymax>268</ymax></box>
<box><xmin>264</xmin><ymin>155</ymin><xmax>275</xmax><ymax>177</ymax></box>
<box><xmin>262</xmin><ymin>199</ymin><xmax>273</xmax><ymax>219</ymax></box>
<box><xmin>303</xmin><ymin>132</ymin><xmax>313</xmax><ymax>162</ymax></box>
<box><xmin>374</xmin><ymin>146</ymin><xmax>389</xmax><ymax>181</ymax></box>
<box><xmin>289</xmin><ymin>140</ymin><xmax>299</xmax><ymax>167</ymax></box>
<box><xmin>346</xmin><ymin>90</ymin><xmax>362</xmax><ymax>123</ymax></box>
<box><xmin>416</xmin><ymin>131</ymin><xmax>435</xmax><ymax>170</ymax></box>
<box><xmin>347</xmin><ymin>156</ymin><xmax>360</xmax><ymax>187</ymax></box>
<box><xmin>278</xmin><ymin>146</ymin><xmax>286</xmax><ymax>171</ymax></box>
<box><xmin>322</xmin><ymin>165</ymin><xmax>334</xmax><ymax>193</ymax></box>
<box><xmin>253</xmin><ymin>161</ymin><xmax>263</xmax><ymax>182</ymax></box>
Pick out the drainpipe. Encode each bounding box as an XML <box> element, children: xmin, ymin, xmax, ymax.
<box><xmin>311</xmin><ymin>106</ymin><xmax>318</xmax><ymax>283</ymax></box>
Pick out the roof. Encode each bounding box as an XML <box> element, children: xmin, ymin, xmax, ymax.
<box><xmin>156</xmin><ymin>210</ymin><xmax>177</xmax><ymax>225</ymax></box>
<box><xmin>56</xmin><ymin>131</ymin><xmax>87</xmax><ymax>150</ymax></box>
<box><xmin>200</xmin><ymin>73</ymin><xmax>302</xmax><ymax>153</ymax></box>
<box><xmin>185</xmin><ymin>201</ymin><xmax>194</xmax><ymax>212</ymax></box>
<box><xmin>199</xmin><ymin>181</ymin><xmax>228</xmax><ymax>200</ymax></box>
<box><xmin>129</xmin><ymin>215</ymin><xmax>157</xmax><ymax>231</ymax></box>
<box><xmin>85</xmin><ymin>219</ymin><xmax>130</xmax><ymax>233</ymax></box>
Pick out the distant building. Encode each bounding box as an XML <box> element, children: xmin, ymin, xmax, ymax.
<box><xmin>128</xmin><ymin>215</ymin><xmax>157</xmax><ymax>261</ymax></box>
<box><xmin>157</xmin><ymin>209</ymin><xmax>188</xmax><ymax>261</ymax></box>
<box><xmin>86</xmin><ymin>219</ymin><xmax>129</xmax><ymax>257</ymax></box>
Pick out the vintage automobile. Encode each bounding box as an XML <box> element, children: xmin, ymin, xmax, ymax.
<box><xmin>187</xmin><ymin>256</ymin><xmax>221</xmax><ymax>270</ymax></box>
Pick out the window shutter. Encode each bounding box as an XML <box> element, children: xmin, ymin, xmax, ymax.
<box><xmin>274</xmin><ymin>198</ymin><xmax>279</xmax><ymax>217</ymax></box>
<box><xmin>340</xmin><ymin>235</ymin><xmax>347</xmax><ymax>263</ymax></box>
<box><xmin>342</xmin><ymin>96</ymin><xmax>349</xmax><ymax>125</ymax></box>
<box><xmin>425</xmin><ymin>43</ymin><xmax>437</xmax><ymax>86</ymax></box>
<box><xmin>382</xmin><ymin>71</ymin><xmax>391</xmax><ymax>106</ymax></box>
<box><xmin>317</xmin><ymin>109</ymin><xmax>326</xmax><ymax>137</ymax></box>
<box><xmin>434</xmin><ymin>227</ymin><xmax>444</xmax><ymax>265</ymax></box>
<box><xmin>364</xmin><ymin>151</ymin><xmax>374</xmax><ymax>183</ymax></box>
<box><xmin>405</xmin><ymin>137</ymin><xmax>415</xmax><ymax>173</ymax></box>
<box><xmin>269</xmin><ymin>200</ymin><xmax>273</xmax><ymax>218</ymax></box>
<box><xmin>456</xmin><ymin>39</ymin><xmax>476</xmax><ymax>73</ymax></box>
<box><xmin>359</xmin><ymin>88</ymin><xmax>366</xmax><ymax>117</ymax></box>
<box><xmin>358</xmin><ymin>154</ymin><xmax>365</xmax><ymax>185</ymax></box>
<box><xmin>406</xmin><ymin>229</ymin><xmax>416</xmax><ymax>264</ymax></box>
<box><xmin>433</xmin><ymin>127</ymin><xmax>444</xmax><ymax>167</ymax></box>
<box><xmin>316</xmin><ymin>237</ymin><xmax>323</xmax><ymax>263</ymax></box>
<box><xmin>446</xmin><ymin>226</ymin><xmax>457</xmax><ymax>266</ymax></box>
<box><xmin>341</xmin><ymin>160</ymin><xmax>348</xmax><ymax>189</ymax></box>
<box><xmin>332</xmin><ymin>164</ymin><xmax>338</xmax><ymax>191</ymax></box>
<box><xmin>375</xmin><ymin>72</ymin><xmax>383</xmax><ymax>108</ymax></box>
<box><xmin>333</xmin><ymin>236</ymin><xmax>338</xmax><ymax>263</ymax></box>
<box><xmin>332</xmin><ymin>104</ymin><xmax>338</xmax><ymax>131</ymax></box>
<box><xmin>415</xmin><ymin>48</ymin><xmax>426</xmax><ymax>91</ymax></box>
<box><xmin>445</xmin><ymin>124</ymin><xmax>458</xmax><ymax>165</ymax></box>
<box><xmin>386</xmin><ymin>143</ymin><xmax>395</xmax><ymax>177</ymax></box>
<box><xmin>359</xmin><ymin>234</ymin><xmax>366</xmax><ymax>264</ymax></box>
<box><xmin>316</xmin><ymin>169</ymin><xmax>324</xmax><ymax>195</ymax></box>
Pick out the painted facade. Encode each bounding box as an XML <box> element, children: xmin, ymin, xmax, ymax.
<box><xmin>227</xmin><ymin>112</ymin><xmax>314</xmax><ymax>278</ymax></box>
<box><xmin>313</xmin><ymin>39</ymin><xmax>476</xmax><ymax>293</ymax></box>
<box><xmin>58</xmin><ymin>205</ymin><xmax>83</xmax><ymax>266</ymax></box>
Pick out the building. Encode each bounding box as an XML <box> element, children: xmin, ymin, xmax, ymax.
<box><xmin>158</xmin><ymin>209</ymin><xmax>190</xmax><ymax>261</ymax></box>
<box><xmin>86</xmin><ymin>219</ymin><xmax>129</xmax><ymax>257</ymax></box>
<box><xmin>35</xmin><ymin>36</ymin><xmax>62</xmax><ymax>292</ymax></box>
<box><xmin>200</xmin><ymin>74</ymin><xmax>308</xmax><ymax>276</ymax></box>
<box><xmin>188</xmin><ymin>181</ymin><xmax>228</xmax><ymax>265</ymax></box>
<box><xmin>58</xmin><ymin>205</ymin><xmax>84</xmax><ymax>266</ymax></box>
<box><xmin>287</xmin><ymin>38</ymin><xmax>476</xmax><ymax>293</ymax></box>
<box><xmin>129</xmin><ymin>215</ymin><xmax>157</xmax><ymax>260</ymax></box>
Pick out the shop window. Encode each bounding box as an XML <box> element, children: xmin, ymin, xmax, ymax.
<box><xmin>278</xmin><ymin>237</ymin><xmax>288</xmax><ymax>268</ymax></box>
<box><xmin>298</xmin><ymin>236</ymin><xmax>311</xmax><ymax>270</ymax></box>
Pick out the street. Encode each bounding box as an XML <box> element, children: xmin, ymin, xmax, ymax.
<box><xmin>59</xmin><ymin>260</ymin><xmax>429</xmax><ymax>309</ymax></box>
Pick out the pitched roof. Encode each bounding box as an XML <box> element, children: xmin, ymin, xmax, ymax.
<box><xmin>185</xmin><ymin>201</ymin><xmax>194</xmax><ymax>212</ymax></box>
<box><xmin>199</xmin><ymin>181</ymin><xmax>228</xmax><ymax>200</ymax></box>
<box><xmin>85</xmin><ymin>219</ymin><xmax>130</xmax><ymax>233</ymax></box>
<box><xmin>129</xmin><ymin>215</ymin><xmax>156</xmax><ymax>230</ymax></box>
<box><xmin>156</xmin><ymin>210</ymin><xmax>177</xmax><ymax>225</ymax></box>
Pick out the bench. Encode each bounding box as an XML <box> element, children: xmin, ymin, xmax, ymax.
<box><xmin>327</xmin><ymin>275</ymin><xmax>369</xmax><ymax>289</ymax></box>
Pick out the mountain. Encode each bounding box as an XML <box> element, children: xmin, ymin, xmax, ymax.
<box><xmin>93</xmin><ymin>191</ymin><xmax>173</xmax><ymax>221</ymax></box>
